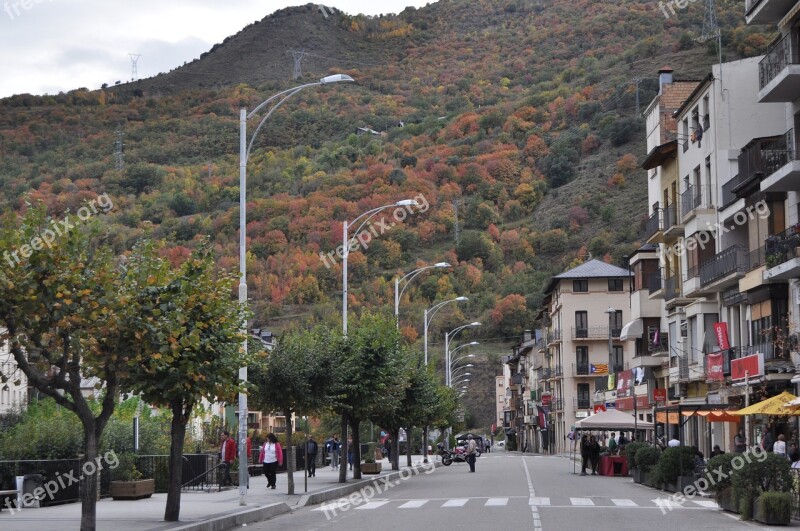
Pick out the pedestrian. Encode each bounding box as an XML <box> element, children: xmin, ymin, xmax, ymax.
<box><xmin>668</xmin><ymin>436</ymin><xmax>680</xmax><ymax>447</ymax></box>
<box><xmin>332</xmin><ymin>435</ymin><xmax>340</xmax><ymax>470</ymax></box>
<box><xmin>347</xmin><ymin>435</ymin><xmax>354</xmax><ymax>470</ymax></box>
<box><xmin>774</xmin><ymin>434</ymin><xmax>787</xmax><ymax>458</ymax></box>
<box><xmin>588</xmin><ymin>435</ymin><xmax>601</xmax><ymax>475</ymax></box>
<box><xmin>465</xmin><ymin>434</ymin><xmax>478</xmax><ymax>472</ymax></box>
<box><xmin>762</xmin><ymin>426</ymin><xmax>775</xmax><ymax>452</ymax></box>
<box><xmin>579</xmin><ymin>434</ymin><xmax>589</xmax><ymax>476</ymax></box>
<box><xmin>791</xmin><ymin>451</ymin><xmax>800</xmax><ymax>469</ymax></box>
<box><xmin>384</xmin><ymin>437</ymin><xmax>392</xmax><ymax>462</ymax></box>
<box><xmin>734</xmin><ymin>429</ymin><xmax>746</xmax><ymax>453</ymax></box>
<box><xmin>325</xmin><ymin>434</ymin><xmax>335</xmax><ymax>469</ymax></box>
<box><xmin>259</xmin><ymin>432</ymin><xmax>283</xmax><ymax>490</ymax></box>
<box><xmin>219</xmin><ymin>431</ymin><xmax>236</xmax><ymax>486</ymax></box>
<box><xmin>710</xmin><ymin>444</ymin><xmax>724</xmax><ymax>457</ymax></box>
<box><xmin>608</xmin><ymin>432</ymin><xmax>617</xmax><ymax>454</ymax></box>
<box><xmin>306</xmin><ymin>435</ymin><xmax>319</xmax><ymax>477</ymax></box>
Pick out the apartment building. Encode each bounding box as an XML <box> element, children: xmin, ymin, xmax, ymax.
<box><xmin>0</xmin><ymin>338</ymin><xmax>27</xmax><ymax>415</ymax></box>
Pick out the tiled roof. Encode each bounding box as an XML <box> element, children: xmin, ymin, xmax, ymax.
<box><xmin>553</xmin><ymin>259</ymin><xmax>631</xmax><ymax>279</ymax></box>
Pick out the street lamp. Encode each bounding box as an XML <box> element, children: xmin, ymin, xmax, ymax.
<box><xmin>447</xmin><ymin>342</ymin><xmax>478</xmax><ymax>386</ymax></box>
<box><xmin>394</xmin><ymin>262</ymin><xmax>451</xmax><ymax>327</ymax></box>
<box><xmin>238</xmin><ymin>74</ymin><xmax>354</xmax><ymax>503</ymax></box>
<box><xmin>423</xmin><ymin>297</ymin><xmax>469</xmax><ymax>365</ymax></box>
<box><xmin>342</xmin><ymin>199</ymin><xmax>419</xmax><ymax>334</ymax></box>
<box><xmin>444</xmin><ymin>323</ymin><xmax>480</xmax><ymax>385</ymax></box>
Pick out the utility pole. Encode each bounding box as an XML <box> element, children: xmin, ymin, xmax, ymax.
<box><xmin>698</xmin><ymin>0</ymin><xmax>720</xmax><ymax>44</ymax></box>
<box><xmin>290</xmin><ymin>49</ymin><xmax>306</xmax><ymax>80</ymax></box>
<box><xmin>129</xmin><ymin>53</ymin><xmax>141</xmax><ymax>82</ymax></box>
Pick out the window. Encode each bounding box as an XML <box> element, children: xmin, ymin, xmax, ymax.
<box><xmin>612</xmin><ymin>346</ymin><xmax>624</xmax><ymax>373</ymax></box>
<box><xmin>575</xmin><ymin>311</ymin><xmax>588</xmax><ymax>338</ymax></box>
<box><xmin>573</xmin><ymin>279</ymin><xmax>588</xmax><ymax>292</ymax></box>
<box><xmin>577</xmin><ymin>383</ymin><xmax>590</xmax><ymax>409</ymax></box>
<box><xmin>682</xmin><ymin>118</ymin><xmax>689</xmax><ymax>152</ymax></box>
<box><xmin>576</xmin><ymin>346</ymin><xmax>589</xmax><ymax>374</ymax></box>
<box><xmin>608</xmin><ymin>278</ymin><xmax>624</xmax><ymax>292</ymax></box>
<box><xmin>595</xmin><ymin>377</ymin><xmax>608</xmax><ymax>391</ymax></box>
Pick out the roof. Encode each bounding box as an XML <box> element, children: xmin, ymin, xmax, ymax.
<box><xmin>544</xmin><ymin>259</ymin><xmax>632</xmax><ymax>295</ymax></box>
<box><xmin>641</xmin><ymin>139</ymin><xmax>677</xmax><ymax>170</ymax></box>
<box><xmin>673</xmin><ymin>72</ymin><xmax>714</xmax><ymax>119</ymax></box>
<box><xmin>574</xmin><ymin>408</ymin><xmax>654</xmax><ymax>430</ymax></box>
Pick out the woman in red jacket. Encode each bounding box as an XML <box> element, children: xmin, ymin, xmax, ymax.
<box><xmin>259</xmin><ymin>433</ymin><xmax>283</xmax><ymax>490</ymax></box>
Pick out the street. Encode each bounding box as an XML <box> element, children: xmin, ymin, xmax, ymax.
<box><xmin>242</xmin><ymin>453</ymin><xmax>770</xmax><ymax>530</ymax></box>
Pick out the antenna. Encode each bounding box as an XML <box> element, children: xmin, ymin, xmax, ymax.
<box><xmin>129</xmin><ymin>53</ymin><xmax>141</xmax><ymax>82</ymax></box>
<box><xmin>114</xmin><ymin>128</ymin><xmax>125</xmax><ymax>171</ymax></box>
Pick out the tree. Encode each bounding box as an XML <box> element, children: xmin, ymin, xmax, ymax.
<box><xmin>0</xmin><ymin>205</ymin><xmax>131</xmax><ymax>531</ymax></box>
<box><xmin>331</xmin><ymin>313</ymin><xmax>409</xmax><ymax>481</ymax></box>
<box><xmin>249</xmin><ymin>326</ymin><xmax>336</xmax><ymax>494</ymax></box>
<box><xmin>120</xmin><ymin>240</ymin><xmax>249</xmax><ymax>522</ymax></box>
<box><xmin>368</xmin><ymin>346</ymin><xmax>415</xmax><ymax>471</ymax></box>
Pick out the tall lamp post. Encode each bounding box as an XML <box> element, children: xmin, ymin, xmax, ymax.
<box><xmin>394</xmin><ymin>263</ymin><xmax>451</xmax><ymax>327</ymax></box>
<box><xmin>445</xmin><ymin>323</ymin><xmax>480</xmax><ymax>386</ymax></box>
<box><xmin>446</xmin><ymin>343</ymin><xmax>476</xmax><ymax>448</ymax></box>
<box><xmin>342</xmin><ymin>199</ymin><xmax>419</xmax><ymax>334</ymax></box>
<box><xmin>238</xmin><ymin>74</ymin><xmax>354</xmax><ymax>503</ymax></box>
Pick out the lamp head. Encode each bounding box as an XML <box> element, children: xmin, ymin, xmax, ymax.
<box><xmin>320</xmin><ymin>74</ymin><xmax>355</xmax><ymax>84</ymax></box>
<box><xmin>468</xmin><ymin>341</ymin><xmax>479</xmax><ymax>346</ymax></box>
<box><xmin>435</xmin><ymin>262</ymin><xmax>451</xmax><ymax>268</ymax></box>
<box><xmin>605</xmin><ymin>306</ymin><xmax>615</xmax><ymax>314</ymax></box>
<box><xmin>455</xmin><ymin>296</ymin><xmax>468</xmax><ymax>302</ymax></box>
<box><xmin>468</xmin><ymin>321</ymin><xmax>481</xmax><ymax>327</ymax></box>
<box><xmin>395</xmin><ymin>199</ymin><xmax>419</xmax><ymax>207</ymax></box>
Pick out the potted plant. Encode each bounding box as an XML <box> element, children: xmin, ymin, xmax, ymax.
<box><xmin>651</xmin><ymin>446</ymin><xmax>695</xmax><ymax>493</ymax></box>
<box><xmin>705</xmin><ymin>453</ymin><xmax>737</xmax><ymax>513</ymax></box>
<box><xmin>753</xmin><ymin>491</ymin><xmax>792</xmax><ymax>525</ymax></box>
<box><xmin>732</xmin><ymin>452</ymin><xmax>793</xmax><ymax>524</ymax></box>
<box><xmin>634</xmin><ymin>446</ymin><xmax>660</xmax><ymax>487</ymax></box>
<box><xmin>110</xmin><ymin>453</ymin><xmax>155</xmax><ymax>500</ymax></box>
<box><xmin>362</xmin><ymin>443</ymin><xmax>382</xmax><ymax>474</ymax></box>
<box><xmin>625</xmin><ymin>442</ymin><xmax>647</xmax><ymax>482</ymax></box>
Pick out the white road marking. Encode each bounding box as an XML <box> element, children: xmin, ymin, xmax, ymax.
<box><xmin>398</xmin><ymin>500</ymin><xmax>428</xmax><ymax>508</ymax></box>
<box><xmin>529</xmin><ymin>497</ymin><xmax>551</xmax><ymax>506</ymax></box>
<box><xmin>612</xmin><ymin>499</ymin><xmax>638</xmax><ymax>507</ymax></box>
<box><xmin>570</xmin><ymin>497</ymin><xmax>595</xmax><ymax>506</ymax></box>
<box><xmin>354</xmin><ymin>501</ymin><xmax>390</xmax><ymax>510</ymax></box>
<box><xmin>441</xmin><ymin>499</ymin><xmax>469</xmax><ymax>507</ymax></box>
<box><xmin>485</xmin><ymin>498</ymin><xmax>508</xmax><ymax>506</ymax></box>
<box><xmin>692</xmin><ymin>500</ymin><xmax>718</xmax><ymax>508</ymax></box>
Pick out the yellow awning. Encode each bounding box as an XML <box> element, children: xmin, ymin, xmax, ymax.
<box><xmin>656</xmin><ymin>412</ymin><xmax>679</xmax><ymax>424</ymax></box>
<box><xmin>732</xmin><ymin>391</ymin><xmax>800</xmax><ymax>416</ymax></box>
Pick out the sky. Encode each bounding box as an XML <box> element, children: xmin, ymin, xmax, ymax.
<box><xmin>0</xmin><ymin>0</ymin><xmax>433</xmax><ymax>98</ymax></box>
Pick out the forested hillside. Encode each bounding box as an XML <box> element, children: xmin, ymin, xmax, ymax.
<box><xmin>0</xmin><ymin>0</ymin><xmax>773</xmax><ymax>426</ymax></box>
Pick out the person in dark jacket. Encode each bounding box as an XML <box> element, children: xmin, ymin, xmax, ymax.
<box><xmin>306</xmin><ymin>436</ymin><xmax>318</xmax><ymax>477</ymax></box>
<box><xmin>588</xmin><ymin>435</ymin><xmax>601</xmax><ymax>475</ymax></box>
<box><xmin>580</xmin><ymin>434</ymin><xmax>590</xmax><ymax>476</ymax></box>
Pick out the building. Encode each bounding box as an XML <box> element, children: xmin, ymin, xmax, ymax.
<box><xmin>0</xmin><ymin>336</ymin><xmax>27</xmax><ymax>415</ymax></box>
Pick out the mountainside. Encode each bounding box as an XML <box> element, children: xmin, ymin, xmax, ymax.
<box><xmin>0</xmin><ymin>0</ymin><xmax>774</xmax><ymax>427</ymax></box>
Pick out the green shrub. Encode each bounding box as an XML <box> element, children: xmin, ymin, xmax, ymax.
<box><xmin>755</xmin><ymin>491</ymin><xmax>792</xmax><ymax>524</ymax></box>
<box><xmin>364</xmin><ymin>443</ymin><xmax>376</xmax><ymax>464</ymax></box>
<box><xmin>705</xmin><ymin>453</ymin><xmax>736</xmax><ymax>494</ymax></box>
<box><xmin>732</xmin><ymin>451</ymin><xmax>793</xmax><ymax>505</ymax></box>
<box><xmin>635</xmin><ymin>446</ymin><xmax>660</xmax><ymax>473</ymax></box>
<box><xmin>652</xmin><ymin>446</ymin><xmax>695</xmax><ymax>484</ymax></box>
<box><xmin>625</xmin><ymin>442</ymin><xmax>647</xmax><ymax>470</ymax></box>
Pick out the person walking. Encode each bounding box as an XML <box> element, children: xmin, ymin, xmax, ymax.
<box><xmin>219</xmin><ymin>431</ymin><xmax>236</xmax><ymax>486</ymax></box>
<box><xmin>579</xmin><ymin>434</ymin><xmax>589</xmax><ymax>476</ymax></box>
<box><xmin>306</xmin><ymin>436</ymin><xmax>319</xmax><ymax>477</ymax></box>
<box><xmin>588</xmin><ymin>435</ymin><xmax>601</xmax><ymax>475</ymax></box>
<box><xmin>325</xmin><ymin>434</ymin><xmax>335</xmax><ymax>469</ymax></box>
<box><xmin>347</xmin><ymin>436</ymin><xmax>354</xmax><ymax>470</ymax></box>
<box><xmin>734</xmin><ymin>429</ymin><xmax>746</xmax><ymax>453</ymax></box>
<box><xmin>331</xmin><ymin>435</ymin><xmax>341</xmax><ymax>470</ymax></box>
<box><xmin>259</xmin><ymin>433</ymin><xmax>283</xmax><ymax>490</ymax></box>
<box><xmin>465</xmin><ymin>434</ymin><xmax>478</xmax><ymax>472</ymax></box>
<box><xmin>384</xmin><ymin>437</ymin><xmax>392</xmax><ymax>462</ymax></box>
<box><xmin>774</xmin><ymin>434</ymin><xmax>787</xmax><ymax>458</ymax></box>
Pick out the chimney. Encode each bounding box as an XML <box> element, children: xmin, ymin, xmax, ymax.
<box><xmin>523</xmin><ymin>330</ymin><xmax>533</xmax><ymax>342</ymax></box>
<box><xmin>658</xmin><ymin>66</ymin><xmax>674</xmax><ymax>95</ymax></box>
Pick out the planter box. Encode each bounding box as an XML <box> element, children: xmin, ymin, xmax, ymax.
<box><xmin>110</xmin><ymin>479</ymin><xmax>155</xmax><ymax>500</ymax></box>
<box><xmin>663</xmin><ymin>476</ymin><xmax>694</xmax><ymax>493</ymax></box>
<box><xmin>632</xmin><ymin>468</ymin><xmax>646</xmax><ymax>484</ymax></box>
<box><xmin>643</xmin><ymin>472</ymin><xmax>661</xmax><ymax>489</ymax></box>
<box><xmin>716</xmin><ymin>487</ymin><xmax>739</xmax><ymax>514</ymax></box>
<box><xmin>361</xmin><ymin>463</ymin><xmax>382</xmax><ymax>474</ymax></box>
<box><xmin>753</xmin><ymin>495</ymin><xmax>791</xmax><ymax>526</ymax></box>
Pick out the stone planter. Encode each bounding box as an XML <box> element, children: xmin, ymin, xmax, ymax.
<box><xmin>716</xmin><ymin>487</ymin><xmax>738</xmax><ymax>514</ymax></box>
<box><xmin>110</xmin><ymin>479</ymin><xmax>155</xmax><ymax>500</ymax></box>
<box><xmin>632</xmin><ymin>468</ymin><xmax>646</xmax><ymax>484</ymax></box>
<box><xmin>361</xmin><ymin>462</ymin><xmax>382</xmax><ymax>474</ymax></box>
<box><xmin>663</xmin><ymin>476</ymin><xmax>694</xmax><ymax>494</ymax></box>
<box><xmin>753</xmin><ymin>494</ymin><xmax>791</xmax><ymax>526</ymax></box>
<box><xmin>643</xmin><ymin>472</ymin><xmax>661</xmax><ymax>489</ymax></box>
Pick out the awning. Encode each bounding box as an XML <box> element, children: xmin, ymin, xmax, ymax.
<box><xmin>682</xmin><ymin>410</ymin><xmax>740</xmax><ymax>423</ymax></box>
<box><xmin>732</xmin><ymin>391</ymin><xmax>800</xmax><ymax>416</ymax></box>
<box><xmin>656</xmin><ymin>411</ymin><xmax>679</xmax><ymax>424</ymax></box>
<box><xmin>620</xmin><ymin>319</ymin><xmax>643</xmax><ymax>341</ymax></box>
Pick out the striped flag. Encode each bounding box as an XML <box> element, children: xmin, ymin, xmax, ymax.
<box><xmin>590</xmin><ymin>363</ymin><xmax>608</xmax><ymax>375</ymax></box>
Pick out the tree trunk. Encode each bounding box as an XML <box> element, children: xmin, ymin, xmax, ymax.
<box><xmin>338</xmin><ymin>415</ymin><xmax>348</xmax><ymax>483</ymax></box>
<box><xmin>80</xmin><ymin>420</ymin><xmax>99</xmax><ymax>531</ymax></box>
<box><xmin>285</xmin><ymin>409</ymin><xmax>294</xmax><ymax>495</ymax></box>
<box><xmin>406</xmin><ymin>426</ymin><xmax>413</xmax><ymax>467</ymax></box>
<box><xmin>391</xmin><ymin>428</ymin><xmax>400</xmax><ymax>471</ymax></box>
<box><xmin>352</xmin><ymin>418</ymin><xmax>361</xmax><ymax>480</ymax></box>
<box><xmin>164</xmin><ymin>399</ymin><xmax>188</xmax><ymax>521</ymax></box>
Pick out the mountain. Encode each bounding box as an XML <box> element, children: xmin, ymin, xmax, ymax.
<box><xmin>0</xmin><ymin>0</ymin><xmax>773</xmax><ymax>427</ymax></box>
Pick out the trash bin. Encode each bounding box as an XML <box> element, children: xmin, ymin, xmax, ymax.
<box><xmin>21</xmin><ymin>474</ymin><xmax>44</xmax><ymax>508</ymax></box>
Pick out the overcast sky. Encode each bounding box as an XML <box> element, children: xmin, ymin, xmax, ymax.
<box><xmin>0</xmin><ymin>0</ymin><xmax>432</xmax><ymax>98</ymax></box>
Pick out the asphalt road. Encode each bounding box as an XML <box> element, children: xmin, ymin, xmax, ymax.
<box><xmin>242</xmin><ymin>453</ymin><xmax>789</xmax><ymax>530</ymax></box>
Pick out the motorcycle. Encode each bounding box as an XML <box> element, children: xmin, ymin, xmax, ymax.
<box><xmin>437</xmin><ymin>442</ymin><xmax>478</xmax><ymax>466</ymax></box>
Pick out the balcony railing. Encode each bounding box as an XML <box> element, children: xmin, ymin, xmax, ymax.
<box><xmin>647</xmin><ymin>271</ymin><xmax>662</xmax><ymax>294</ymax></box>
<box><xmin>748</xmin><ymin>245</ymin><xmax>767</xmax><ymax>271</ymax></box>
<box><xmin>645</xmin><ymin>209</ymin><xmax>661</xmax><ymax>240</ymax></box>
<box><xmin>762</xmin><ymin>129</ymin><xmax>797</xmax><ymax>179</ymax></box>
<box><xmin>647</xmin><ymin>334</ymin><xmax>669</xmax><ymax>354</ymax></box>
<box><xmin>570</xmin><ymin>326</ymin><xmax>621</xmax><ymax>340</ymax></box>
<box><xmin>663</xmin><ymin>203</ymin><xmax>680</xmax><ymax>232</ymax></box>
<box><xmin>759</xmin><ymin>32</ymin><xmax>800</xmax><ymax>90</ymax></box>
<box><xmin>511</xmin><ymin>373</ymin><xmax>524</xmax><ymax>385</ymax></box>
<box><xmin>699</xmin><ymin>244</ymin><xmax>749</xmax><ymax>286</ymax></box>
<box><xmin>765</xmin><ymin>225</ymin><xmax>800</xmax><ymax>268</ymax></box>
<box><xmin>551</xmin><ymin>399</ymin><xmax>564</xmax><ymax>411</ymax></box>
<box><xmin>573</xmin><ymin>363</ymin><xmax>590</xmax><ymax>376</ymax></box>
<box><xmin>553</xmin><ymin>365</ymin><xmax>563</xmax><ymax>377</ymax></box>
<box><xmin>681</xmin><ymin>184</ymin><xmax>708</xmax><ymax>218</ymax></box>
<box><xmin>573</xmin><ymin>398</ymin><xmax>591</xmax><ymax>410</ymax></box>
<box><xmin>548</xmin><ymin>329</ymin><xmax>562</xmax><ymax>343</ymax></box>
<box><xmin>664</xmin><ymin>275</ymin><xmax>679</xmax><ymax>301</ymax></box>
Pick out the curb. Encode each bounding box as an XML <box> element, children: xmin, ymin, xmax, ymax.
<box><xmin>160</xmin><ymin>502</ymin><xmax>292</xmax><ymax>531</ymax></box>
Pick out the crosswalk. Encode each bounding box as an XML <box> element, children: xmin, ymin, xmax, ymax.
<box><xmin>313</xmin><ymin>496</ymin><xmax>719</xmax><ymax>512</ymax></box>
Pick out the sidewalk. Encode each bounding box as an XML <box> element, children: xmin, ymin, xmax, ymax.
<box><xmin>0</xmin><ymin>455</ymin><xmax>439</xmax><ymax>531</ymax></box>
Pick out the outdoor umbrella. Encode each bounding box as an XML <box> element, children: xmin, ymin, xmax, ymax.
<box><xmin>732</xmin><ymin>391</ymin><xmax>800</xmax><ymax>416</ymax></box>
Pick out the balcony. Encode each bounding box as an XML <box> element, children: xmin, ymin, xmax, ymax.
<box><xmin>553</xmin><ymin>365</ymin><xmax>564</xmax><ymax>378</ymax></box>
<box><xmin>510</xmin><ymin>373</ymin><xmax>524</xmax><ymax>385</ymax></box>
<box><xmin>745</xmin><ymin>0</ymin><xmax>797</xmax><ymax>24</ymax></box>
<box><xmin>664</xmin><ymin>275</ymin><xmax>679</xmax><ymax>302</ymax></box>
<box><xmin>681</xmin><ymin>184</ymin><xmax>711</xmax><ymax>220</ymax></box>
<box><xmin>699</xmin><ymin>244</ymin><xmax>749</xmax><ymax>288</ymax></box>
<box><xmin>573</xmin><ymin>363</ymin><xmax>590</xmax><ymax>376</ymax></box>
<box><xmin>551</xmin><ymin>399</ymin><xmax>564</xmax><ymax>411</ymax></box>
<box><xmin>760</xmin><ymin>130</ymin><xmax>800</xmax><ymax>192</ymax></box>
<box><xmin>645</xmin><ymin>209</ymin><xmax>662</xmax><ymax>244</ymax></box>
<box><xmin>570</xmin><ymin>326</ymin><xmax>621</xmax><ymax>340</ymax></box>
<box><xmin>758</xmin><ymin>32</ymin><xmax>800</xmax><ymax>102</ymax></box>
<box><xmin>764</xmin><ymin>225</ymin><xmax>800</xmax><ymax>280</ymax></box>
<box><xmin>703</xmin><ymin>348</ymin><xmax>732</xmax><ymax>376</ymax></box>
<box><xmin>647</xmin><ymin>271</ymin><xmax>662</xmax><ymax>295</ymax></box>
<box><xmin>663</xmin><ymin>203</ymin><xmax>683</xmax><ymax>240</ymax></box>
<box><xmin>748</xmin><ymin>245</ymin><xmax>767</xmax><ymax>271</ymax></box>
<box><xmin>547</xmin><ymin>329</ymin><xmax>562</xmax><ymax>345</ymax></box>
<box><xmin>722</xmin><ymin>136</ymin><xmax>785</xmax><ymax>208</ymax></box>
<box><xmin>573</xmin><ymin>398</ymin><xmax>591</xmax><ymax>410</ymax></box>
